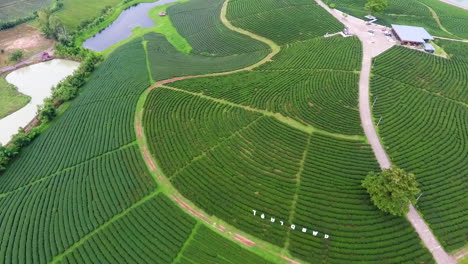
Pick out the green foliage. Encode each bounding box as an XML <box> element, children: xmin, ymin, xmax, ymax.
<box><xmin>365</xmin><ymin>0</ymin><xmax>388</xmax><ymax>14</ymax></box>
<box><xmin>362</xmin><ymin>167</ymin><xmax>420</xmax><ymax>216</ymax></box>
<box><xmin>52</xmin><ymin>53</ymin><xmax>102</xmax><ymax>102</ymax></box>
<box><xmin>371</xmin><ymin>46</ymin><xmax>468</xmax><ymax>251</ymax></box>
<box><xmin>9</xmin><ymin>50</ymin><xmax>23</xmax><ymax>62</ymax></box>
<box><xmin>38</xmin><ymin>99</ymin><xmax>57</xmax><ymax>123</ymax></box>
<box><xmin>38</xmin><ymin>8</ymin><xmax>67</xmax><ymax>40</ymax></box>
<box><xmin>329</xmin><ymin>4</ymin><xmax>336</xmax><ymax>8</ymax></box>
<box><xmin>0</xmin><ymin>128</ymin><xmax>38</xmax><ymax>172</ymax></box>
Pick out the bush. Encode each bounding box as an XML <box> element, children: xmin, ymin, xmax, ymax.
<box><xmin>9</xmin><ymin>50</ymin><xmax>23</xmax><ymax>62</ymax></box>
<box><xmin>329</xmin><ymin>3</ymin><xmax>336</xmax><ymax>8</ymax></box>
<box><xmin>362</xmin><ymin>167</ymin><xmax>420</xmax><ymax>216</ymax></box>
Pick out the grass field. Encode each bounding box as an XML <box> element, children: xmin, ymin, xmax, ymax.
<box><xmin>371</xmin><ymin>46</ymin><xmax>468</xmax><ymax>252</ymax></box>
<box><xmin>54</xmin><ymin>0</ymin><xmax>120</xmax><ymax>30</ymax></box>
<box><xmin>0</xmin><ymin>76</ymin><xmax>30</xmax><ymax>119</ymax></box>
<box><xmin>0</xmin><ymin>0</ymin><xmax>51</xmax><ymax>22</ymax></box>
<box><xmin>327</xmin><ymin>0</ymin><xmax>468</xmax><ymax>39</ymax></box>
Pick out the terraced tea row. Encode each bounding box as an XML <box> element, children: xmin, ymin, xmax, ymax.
<box><xmin>434</xmin><ymin>39</ymin><xmax>468</xmax><ymax>64</ymax></box>
<box><xmin>175</xmin><ymin>225</ymin><xmax>273</xmax><ymax>264</ymax></box>
<box><xmin>142</xmin><ymin>85</ymin><xmax>434</xmax><ymax>263</ymax></box>
<box><xmin>373</xmin><ymin>47</ymin><xmax>468</xmax><ymax>103</ymax></box>
<box><xmin>0</xmin><ymin>39</ymin><xmax>150</xmax><ymax>193</ymax></box>
<box><xmin>290</xmin><ymin>135</ymin><xmax>432</xmax><ymax>263</ymax></box>
<box><xmin>144</xmin><ymin>33</ymin><xmax>269</xmax><ymax>83</ymax></box>
<box><xmin>170</xmin><ymin>36</ymin><xmax>363</xmax><ymax>135</ymax></box>
<box><xmin>0</xmin><ymin>0</ymin><xmax>285</xmax><ymax>261</ymax></box>
<box><xmin>0</xmin><ymin>146</ymin><xmax>155</xmax><ymax>264</ymax></box>
<box><xmin>371</xmin><ymin>47</ymin><xmax>467</xmax><ymax>252</ymax></box>
<box><xmin>226</xmin><ymin>0</ymin><xmax>343</xmax><ymax>45</ymax></box>
<box><xmin>168</xmin><ymin>0</ymin><xmax>269</xmax><ymax>56</ymax></box>
<box><xmin>57</xmin><ymin>194</ymin><xmax>273</xmax><ymax>264</ymax></box>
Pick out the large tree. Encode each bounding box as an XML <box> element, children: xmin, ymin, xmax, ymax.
<box><xmin>365</xmin><ymin>0</ymin><xmax>388</xmax><ymax>15</ymax></box>
<box><xmin>362</xmin><ymin>167</ymin><xmax>420</xmax><ymax>216</ymax></box>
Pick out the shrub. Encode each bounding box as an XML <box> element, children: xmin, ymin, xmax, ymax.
<box><xmin>9</xmin><ymin>50</ymin><xmax>23</xmax><ymax>62</ymax></box>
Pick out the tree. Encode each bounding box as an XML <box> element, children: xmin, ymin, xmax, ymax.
<box><xmin>38</xmin><ymin>8</ymin><xmax>66</xmax><ymax>40</ymax></box>
<box><xmin>362</xmin><ymin>167</ymin><xmax>420</xmax><ymax>216</ymax></box>
<box><xmin>365</xmin><ymin>0</ymin><xmax>388</xmax><ymax>15</ymax></box>
<box><xmin>9</xmin><ymin>50</ymin><xmax>23</xmax><ymax>62</ymax></box>
<box><xmin>38</xmin><ymin>100</ymin><xmax>57</xmax><ymax>122</ymax></box>
<box><xmin>38</xmin><ymin>8</ymin><xmax>53</xmax><ymax>38</ymax></box>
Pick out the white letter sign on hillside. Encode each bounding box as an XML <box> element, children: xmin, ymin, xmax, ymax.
<box><xmin>251</xmin><ymin>209</ymin><xmax>330</xmax><ymax>239</ymax></box>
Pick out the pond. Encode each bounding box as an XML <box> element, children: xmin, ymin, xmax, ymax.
<box><xmin>83</xmin><ymin>0</ymin><xmax>178</xmax><ymax>52</ymax></box>
<box><xmin>0</xmin><ymin>59</ymin><xmax>80</xmax><ymax>146</ymax></box>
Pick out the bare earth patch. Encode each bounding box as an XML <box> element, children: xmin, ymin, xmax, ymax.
<box><xmin>233</xmin><ymin>234</ymin><xmax>255</xmax><ymax>247</ymax></box>
<box><xmin>0</xmin><ymin>24</ymin><xmax>55</xmax><ymax>68</ymax></box>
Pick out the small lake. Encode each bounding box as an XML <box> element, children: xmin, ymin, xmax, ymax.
<box><xmin>0</xmin><ymin>59</ymin><xmax>80</xmax><ymax>146</ymax></box>
<box><xmin>83</xmin><ymin>0</ymin><xmax>178</xmax><ymax>52</ymax></box>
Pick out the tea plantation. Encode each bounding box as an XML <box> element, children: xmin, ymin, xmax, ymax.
<box><xmin>141</xmin><ymin>0</ymin><xmax>436</xmax><ymax>262</ymax></box>
<box><xmin>0</xmin><ymin>0</ymin><xmax>278</xmax><ymax>262</ymax></box>
<box><xmin>0</xmin><ymin>0</ymin><xmax>464</xmax><ymax>262</ymax></box>
<box><xmin>371</xmin><ymin>46</ymin><xmax>468</xmax><ymax>252</ymax></box>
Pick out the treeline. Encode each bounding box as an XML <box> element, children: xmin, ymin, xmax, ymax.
<box><xmin>0</xmin><ymin>0</ymin><xmax>63</xmax><ymax>30</ymax></box>
<box><xmin>0</xmin><ymin>52</ymin><xmax>102</xmax><ymax>172</ymax></box>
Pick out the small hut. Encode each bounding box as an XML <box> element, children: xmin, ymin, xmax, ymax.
<box><xmin>159</xmin><ymin>11</ymin><xmax>166</xmax><ymax>17</ymax></box>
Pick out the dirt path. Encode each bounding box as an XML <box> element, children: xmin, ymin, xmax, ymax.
<box><xmin>434</xmin><ymin>36</ymin><xmax>468</xmax><ymax>43</ymax></box>
<box><xmin>315</xmin><ymin>1</ymin><xmax>456</xmax><ymax>263</ymax></box>
<box><xmin>418</xmin><ymin>1</ymin><xmax>457</xmax><ymax>38</ymax></box>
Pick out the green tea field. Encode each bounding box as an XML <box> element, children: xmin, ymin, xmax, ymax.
<box><xmin>371</xmin><ymin>46</ymin><xmax>468</xmax><ymax>252</ymax></box>
<box><xmin>0</xmin><ymin>0</ymin><xmax>465</xmax><ymax>262</ymax></box>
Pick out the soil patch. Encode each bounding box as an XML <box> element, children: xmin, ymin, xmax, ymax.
<box><xmin>0</xmin><ymin>24</ymin><xmax>55</xmax><ymax>69</ymax></box>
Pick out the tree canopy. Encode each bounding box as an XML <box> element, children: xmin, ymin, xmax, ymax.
<box><xmin>362</xmin><ymin>167</ymin><xmax>420</xmax><ymax>216</ymax></box>
<box><xmin>365</xmin><ymin>0</ymin><xmax>388</xmax><ymax>15</ymax></box>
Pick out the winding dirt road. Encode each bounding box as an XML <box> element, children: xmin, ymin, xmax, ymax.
<box><xmin>315</xmin><ymin>1</ymin><xmax>457</xmax><ymax>263</ymax></box>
